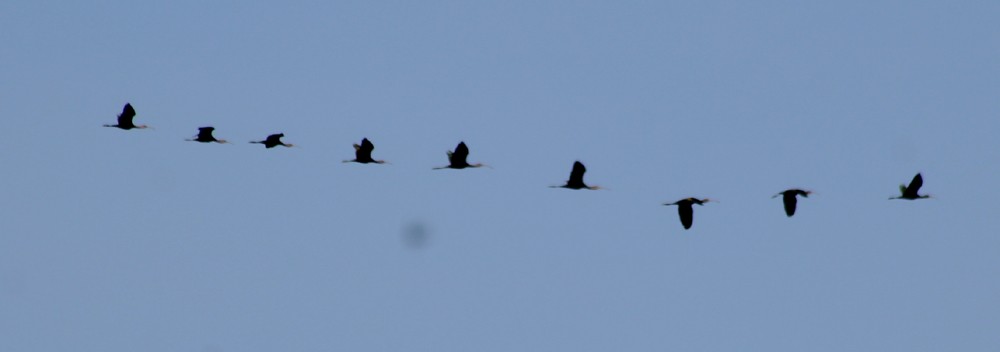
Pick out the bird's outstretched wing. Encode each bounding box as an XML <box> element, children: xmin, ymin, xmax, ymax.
<box><xmin>569</xmin><ymin>161</ymin><xmax>586</xmax><ymax>184</ymax></box>
<box><xmin>678</xmin><ymin>203</ymin><xmax>694</xmax><ymax>229</ymax></box>
<box><xmin>782</xmin><ymin>194</ymin><xmax>797</xmax><ymax>217</ymax></box>
<box><xmin>905</xmin><ymin>173</ymin><xmax>923</xmax><ymax>195</ymax></box>
<box><xmin>118</xmin><ymin>103</ymin><xmax>136</xmax><ymax>125</ymax></box>
<box><xmin>265</xmin><ymin>133</ymin><xmax>284</xmax><ymax>145</ymax></box>
<box><xmin>451</xmin><ymin>142</ymin><xmax>470</xmax><ymax>164</ymax></box>
<box><xmin>356</xmin><ymin>138</ymin><xmax>375</xmax><ymax>159</ymax></box>
<box><xmin>197</xmin><ymin>127</ymin><xmax>215</xmax><ymax>140</ymax></box>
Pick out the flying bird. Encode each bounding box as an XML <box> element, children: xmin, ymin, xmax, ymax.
<box><xmin>433</xmin><ymin>141</ymin><xmax>488</xmax><ymax>169</ymax></box>
<box><xmin>103</xmin><ymin>103</ymin><xmax>149</xmax><ymax>130</ymax></box>
<box><xmin>250</xmin><ymin>133</ymin><xmax>294</xmax><ymax>148</ymax></box>
<box><xmin>773</xmin><ymin>189</ymin><xmax>811</xmax><ymax>217</ymax></box>
<box><xmin>663</xmin><ymin>198</ymin><xmax>711</xmax><ymax>230</ymax></box>
<box><xmin>186</xmin><ymin>127</ymin><xmax>228</xmax><ymax>144</ymax></box>
<box><xmin>891</xmin><ymin>173</ymin><xmax>930</xmax><ymax>200</ymax></box>
<box><xmin>344</xmin><ymin>138</ymin><xmax>386</xmax><ymax>164</ymax></box>
<box><xmin>551</xmin><ymin>161</ymin><xmax>601</xmax><ymax>190</ymax></box>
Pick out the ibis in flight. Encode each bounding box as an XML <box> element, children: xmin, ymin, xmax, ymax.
<box><xmin>891</xmin><ymin>173</ymin><xmax>930</xmax><ymax>200</ymax></box>
<box><xmin>551</xmin><ymin>161</ymin><xmax>601</xmax><ymax>190</ymax></box>
<box><xmin>251</xmin><ymin>133</ymin><xmax>294</xmax><ymax>148</ymax></box>
<box><xmin>773</xmin><ymin>189</ymin><xmax>811</xmax><ymax>217</ymax></box>
<box><xmin>433</xmin><ymin>141</ymin><xmax>488</xmax><ymax>169</ymax></box>
<box><xmin>103</xmin><ymin>103</ymin><xmax>149</xmax><ymax>130</ymax></box>
<box><xmin>663</xmin><ymin>198</ymin><xmax>712</xmax><ymax>230</ymax></box>
<box><xmin>344</xmin><ymin>138</ymin><xmax>386</xmax><ymax>164</ymax></box>
<box><xmin>186</xmin><ymin>127</ymin><xmax>228</xmax><ymax>144</ymax></box>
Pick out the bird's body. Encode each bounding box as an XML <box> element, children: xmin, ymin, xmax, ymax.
<box><xmin>187</xmin><ymin>127</ymin><xmax>228</xmax><ymax>144</ymax></box>
<box><xmin>344</xmin><ymin>138</ymin><xmax>385</xmax><ymax>164</ymax></box>
<box><xmin>103</xmin><ymin>103</ymin><xmax>148</xmax><ymax>130</ymax></box>
<box><xmin>251</xmin><ymin>133</ymin><xmax>293</xmax><ymax>148</ymax></box>
<box><xmin>663</xmin><ymin>198</ymin><xmax>711</xmax><ymax>230</ymax></box>
<box><xmin>552</xmin><ymin>161</ymin><xmax>600</xmax><ymax>190</ymax></box>
<box><xmin>434</xmin><ymin>141</ymin><xmax>486</xmax><ymax>169</ymax></box>
<box><xmin>773</xmin><ymin>189</ymin><xmax>811</xmax><ymax>217</ymax></box>
<box><xmin>891</xmin><ymin>173</ymin><xmax>930</xmax><ymax>200</ymax></box>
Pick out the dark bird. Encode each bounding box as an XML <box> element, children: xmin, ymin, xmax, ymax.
<box><xmin>891</xmin><ymin>173</ymin><xmax>930</xmax><ymax>200</ymax></box>
<box><xmin>344</xmin><ymin>138</ymin><xmax>386</xmax><ymax>164</ymax></box>
<box><xmin>186</xmin><ymin>127</ymin><xmax>228</xmax><ymax>144</ymax></box>
<box><xmin>550</xmin><ymin>161</ymin><xmax>601</xmax><ymax>190</ymax></box>
<box><xmin>433</xmin><ymin>141</ymin><xmax>488</xmax><ymax>169</ymax></box>
<box><xmin>663</xmin><ymin>198</ymin><xmax>711</xmax><ymax>230</ymax></box>
<box><xmin>773</xmin><ymin>189</ymin><xmax>811</xmax><ymax>217</ymax></box>
<box><xmin>103</xmin><ymin>103</ymin><xmax>149</xmax><ymax>130</ymax></box>
<box><xmin>250</xmin><ymin>133</ymin><xmax>294</xmax><ymax>148</ymax></box>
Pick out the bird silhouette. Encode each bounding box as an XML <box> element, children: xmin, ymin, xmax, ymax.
<box><xmin>186</xmin><ymin>127</ymin><xmax>228</xmax><ymax>144</ymax></box>
<box><xmin>551</xmin><ymin>161</ymin><xmax>601</xmax><ymax>190</ymax></box>
<box><xmin>250</xmin><ymin>133</ymin><xmax>293</xmax><ymax>148</ymax></box>
<box><xmin>344</xmin><ymin>138</ymin><xmax>386</xmax><ymax>164</ymax></box>
<box><xmin>891</xmin><ymin>173</ymin><xmax>930</xmax><ymax>200</ymax></box>
<box><xmin>773</xmin><ymin>189</ymin><xmax>811</xmax><ymax>217</ymax></box>
<box><xmin>103</xmin><ymin>103</ymin><xmax>149</xmax><ymax>130</ymax></box>
<box><xmin>433</xmin><ymin>141</ymin><xmax>488</xmax><ymax>169</ymax></box>
<box><xmin>663</xmin><ymin>198</ymin><xmax>711</xmax><ymax>230</ymax></box>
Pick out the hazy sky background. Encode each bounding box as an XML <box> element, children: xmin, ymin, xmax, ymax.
<box><xmin>2</xmin><ymin>1</ymin><xmax>999</xmax><ymax>351</ymax></box>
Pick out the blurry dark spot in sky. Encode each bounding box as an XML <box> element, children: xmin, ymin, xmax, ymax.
<box><xmin>402</xmin><ymin>221</ymin><xmax>431</xmax><ymax>249</ymax></box>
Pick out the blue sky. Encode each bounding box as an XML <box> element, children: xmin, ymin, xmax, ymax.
<box><xmin>2</xmin><ymin>1</ymin><xmax>999</xmax><ymax>351</ymax></box>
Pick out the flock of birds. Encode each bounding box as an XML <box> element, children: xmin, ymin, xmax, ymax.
<box><xmin>104</xmin><ymin>103</ymin><xmax>931</xmax><ymax>230</ymax></box>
